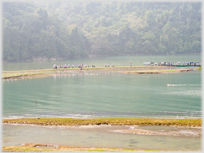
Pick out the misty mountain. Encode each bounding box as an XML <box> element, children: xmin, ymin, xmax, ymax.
<box><xmin>3</xmin><ymin>1</ymin><xmax>201</xmax><ymax>62</ymax></box>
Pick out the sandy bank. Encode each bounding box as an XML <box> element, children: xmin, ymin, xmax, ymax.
<box><xmin>2</xmin><ymin>73</ymin><xmax>52</xmax><ymax>80</ymax></box>
<box><xmin>2</xmin><ymin>143</ymin><xmax>130</xmax><ymax>152</ymax></box>
<box><xmin>2</xmin><ymin>66</ymin><xmax>199</xmax><ymax>80</ymax></box>
<box><xmin>3</xmin><ymin>118</ymin><xmax>201</xmax><ymax>127</ymax></box>
<box><xmin>2</xmin><ymin>143</ymin><xmax>190</xmax><ymax>152</ymax></box>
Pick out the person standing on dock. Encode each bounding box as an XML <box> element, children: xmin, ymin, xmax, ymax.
<box><xmin>130</xmin><ymin>63</ymin><xmax>132</xmax><ymax>66</ymax></box>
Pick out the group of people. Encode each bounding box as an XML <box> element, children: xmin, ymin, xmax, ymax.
<box><xmin>53</xmin><ymin>63</ymin><xmax>120</xmax><ymax>69</ymax></box>
<box><xmin>53</xmin><ymin>63</ymin><xmax>135</xmax><ymax>69</ymax></box>
<box><xmin>53</xmin><ymin>64</ymin><xmax>95</xmax><ymax>69</ymax></box>
<box><xmin>105</xmin><ymin>64</ymin><xmax>114</xmax><ymax>67</ymax></box>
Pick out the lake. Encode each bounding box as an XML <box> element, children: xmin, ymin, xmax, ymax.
<box><xmin>3</xmin><ymin>70</ymin><xmax>201</xmax><ymax>119</ymax></box>
<box><xmin>2</xmin><ymin>55</ymin><xmax>202</xmax><ymax>151</ymax></box>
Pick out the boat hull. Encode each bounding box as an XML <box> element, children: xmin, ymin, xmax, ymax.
<box><xmin>172</xmin><ymin>65</ymin><xmax>200</xmax><ymax>67</ymax></box>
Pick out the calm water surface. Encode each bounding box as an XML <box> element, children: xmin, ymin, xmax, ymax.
<box><xmin>3</xmin><ymin>71</ymin><xmax>201</xmax><ymax>119</ymax></box>
<box><xmin>2</xmin><ymin>55</ymin><xmax>202</xmax><ymax>150</ymax></box>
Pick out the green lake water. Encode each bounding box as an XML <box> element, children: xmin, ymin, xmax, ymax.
<box><xmin>2</xmin><ymin>55</ymin><xmax>202</xmax><ymax>151</ymax></box>
<box><xmin>3</xmin><ymin>71</ymin><xmax>201</xmax><ymax>119</ymax></box>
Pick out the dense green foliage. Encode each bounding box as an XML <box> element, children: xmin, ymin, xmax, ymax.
<box><xmin>3</xmin><ymin>1</ymin><xmax>201</xmax><ymax>62</ymax></box>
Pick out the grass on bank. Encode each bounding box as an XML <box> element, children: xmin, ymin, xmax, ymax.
<box><xmin>3</xmin><ymin>118</ymin><xmax>201</xmax><ymax>127</ymax></box>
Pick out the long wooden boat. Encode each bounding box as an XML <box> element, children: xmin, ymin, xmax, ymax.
<box><xmin>172</xmin><ymin>62</ymin><xmax>201</xmax><ymax>67</ymax></box>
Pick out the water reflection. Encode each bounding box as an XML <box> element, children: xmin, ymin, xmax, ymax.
<box><xmin>52</xmin><ymin>71</ymin><xmax>113</xmax><ymax>78</ymax></box>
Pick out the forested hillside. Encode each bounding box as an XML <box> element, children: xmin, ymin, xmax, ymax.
<box><xmin>3</xmin><ymin>1</ymin><xmax>201</xmax><ymax>62</ymax></box>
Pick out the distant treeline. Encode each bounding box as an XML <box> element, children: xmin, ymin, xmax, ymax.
<box><xmin>3</xmin><ymin>1</ymin><xmax>201</xmax><ymax>62</ymax></box>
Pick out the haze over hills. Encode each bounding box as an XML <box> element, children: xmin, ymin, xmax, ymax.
<box><xmin>3</xmin><ymin>1</ymin><xmax>201</xmax><ymax>62</ymax></box>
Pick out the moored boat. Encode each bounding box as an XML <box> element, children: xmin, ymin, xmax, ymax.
<box><xmin>143</xmin><ymin>62</ymin><xmax>154</xmax><ymax>66</ymax></box>
<box><xmin>172</xmin><ymin>62</ymin><xmax>201</xmax><ymax>67</ymax></box>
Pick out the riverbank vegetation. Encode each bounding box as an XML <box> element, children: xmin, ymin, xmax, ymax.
<box><xmin>3</xmin><ymin>2</ymin><xmax>201</xmax><ymax>62</ymax></box>
<box><xmin>3</xmin><ymin>118</ymin><xmax>201</xmax><ymax>127</ymax></box>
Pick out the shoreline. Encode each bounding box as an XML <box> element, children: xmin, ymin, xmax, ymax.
<box><xmin>2</xmin><ymin>143</ymin><xmax>199</xmax><ymax>152</ymax></box>
<box><xmin>3</xmin><ymin>118</ymin><xmax>201</xmax><ymax>127</ymax></box>
<box><xmin>2</xmin><ymin>66</ymin><xmax>200</xmax><ymax>80</ymax></box>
